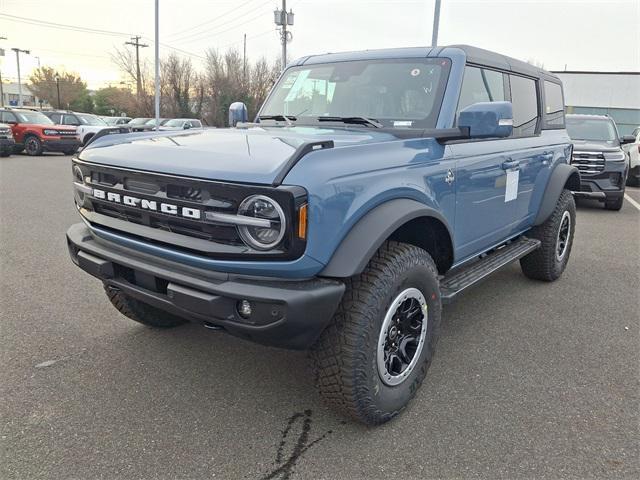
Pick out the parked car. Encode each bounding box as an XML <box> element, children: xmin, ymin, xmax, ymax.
<box><xmin>67</xmin><ymin>45</ymin><xmax>580</xmax><ymax>425</ymax></box>
<box><xmin>160</xmin><ymin>118</ymin><xmax>204</xmax><ymax>131</ymax></box>
<box><xmin>622</xmin><ymin>126</ymin><xmax>640</xmax><ymax>186</ymax></box>
<box><xmin>127</xmin><ymin>117</ymin><xmax>153</xmax><ymax>132</ymax></box>
<box><xmin>43</xmin><ymin>110</ymin><xmax>129</xmax><ymax>146</ymax></box>
<box><xmin>103</xmin><ymin>116</ymin><xmax>132</xmax><ymax>126</ymax></box>
<box><xmin>566</xmin><ymin>114</ymin><xmax>635</xmax><ymax>210</ymax></box>
<box><xmin>0</xmin><ymin>108</ymin><xmax>79</xmax><ymax>155</ymax></box>
<box><xmin>0</xmin><ymin>122</ymin><xmax>16</xmax><ymax>157</ymax></box>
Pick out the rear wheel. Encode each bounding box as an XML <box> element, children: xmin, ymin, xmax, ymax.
<box><xmin>520</xmin><ymin>189</ymin><xmax>576</xmax><ymax>281</ymax></box>
<box><xmin>310</xmin><ymin>241</ymin><xmax>441</xmax><ymax>425</ymax></box>
<box><xmin>24</xmin><ymin>135</ymin><xmax>43</xmax><ymax>156</ymax></box>
<box><xmin>104</xmin><ymin>285</ymin><xmax>187</xmax><ymax>328</ymax></box>
<box><xmin>604</xmin><ymin>194</ymin><xmax>624</xmax><ymax>211</ymax></box>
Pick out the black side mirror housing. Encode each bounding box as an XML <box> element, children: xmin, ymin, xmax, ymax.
<box><xmin>620</xmin><ymin>135</ymin><xmax>636</xmax><ymax>145</ymax></box>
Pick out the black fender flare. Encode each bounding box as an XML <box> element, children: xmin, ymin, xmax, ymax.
<box><xmin>320</xmin><ymin>198</ymin><xmax>453</xmax><ymax>278</ymax></box>
<box><xmin>534</xmin><ymin>163</ymin><xmax>581</xmax><ymax>226</ymax></box>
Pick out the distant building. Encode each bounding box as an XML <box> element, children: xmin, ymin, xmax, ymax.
<box><xmin>553</xmin><ymin>71</ymin><xmax>640</xmax><ymax>135</ymax></box>
<box><xmin>0</xmin><ymin>82</ymin><xmax>49</xmax><ymax>108</ymax></box>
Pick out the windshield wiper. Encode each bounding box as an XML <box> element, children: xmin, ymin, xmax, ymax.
<box><xmin>258</xmin><ymin>114</ymin><xmax>297</xmax><ymax>126</ymax></box>
<box><xmin>316</xmin><ymin>116</ymin><xmax>383</xmax><ymax>128</ymax></box>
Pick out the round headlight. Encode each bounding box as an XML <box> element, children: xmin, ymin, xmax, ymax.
<box><xmin>73</xmin><ymin>165</ymin><xmax>86</xmax><ymax>205</ymax></box>
<box><xmin>237</xmin><ymin>195</ymin><xmax>286</xmax><ymax>250</ymax></box>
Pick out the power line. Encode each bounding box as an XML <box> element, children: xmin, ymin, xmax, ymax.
<box><xmin>165</xmin><ymin>0</ymin><xmax>262</xmax><ymax>40</ymax></box>
<box><xmin>0</xmin><ymin>13</ymin><xmax>132</xmax><ymax>37</ymax></box>
<box><xmin>169</xmin><ymin>4</ymin><xmax>274</xmax><ymax>45</ymax></box>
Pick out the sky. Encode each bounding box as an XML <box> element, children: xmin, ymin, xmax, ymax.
<box><xmin>0</xmin><ymin>0</ymin><xmax>639</xmax><ymax>89</ymax></box>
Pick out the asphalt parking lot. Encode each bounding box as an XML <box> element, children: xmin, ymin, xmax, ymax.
<box><xmin>1</xmin><ymin>153</ymin><xmax>639</xmax><ymax>480</ymax></box>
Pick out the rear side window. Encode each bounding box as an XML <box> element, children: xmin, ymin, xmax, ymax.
<box><xmin>544</xmin><ymin>81</ymin><xmax>565</xmax><ymax>128</ymax></box>
<box><xmin>63</xmin><ymin>114</ymin><xmax>79</xmax><ymax>125</ymax></box>
<box><xmin>457</xmin><ymin>66</ymin><xmax>505</xmax><ymax>114</ymax></box>
<box><xmin>1</xmin><ymin>111</ymin><xmax>17</xmax><ymax>123</ymax></box>
<box><xmin>509</xmin><ymin>75</ymin><xmax>539</xmax><ymax>137</ymax></box>
<box><xmin>49</xmin><ymin>113</ymin><xmax>62</xmax><ymax>124</ymax></box>
<box><xmin>193</xmin><ymin>120</ymin><xmax>202</xmax><ymax>128</ymax></box>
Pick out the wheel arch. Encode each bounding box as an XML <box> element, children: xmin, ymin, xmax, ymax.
<box><xmin>319</xmin><ymin>198</ymin><xmax>454</xmax><ymax>278</ymax></box>
<box><xmin>534</xmin><ymin>163</ymin><xmax>580</xmax><ymax>226</ymax></box>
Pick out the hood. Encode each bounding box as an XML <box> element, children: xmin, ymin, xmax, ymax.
<box><xmin>79</xmin><ymin>126</ymin><xmax>398</xmax><ymax>184</ymax></box>
<box><xmin>571</xmin><ymin>139</ymin><xmax>621</xmax><ymax>153</ymax></box>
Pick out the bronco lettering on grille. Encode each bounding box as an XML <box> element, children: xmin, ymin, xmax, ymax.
<box><xmin>92</xmin><ymin>188</ymin><xmax>201</xmax><ymax>220</ymax></box>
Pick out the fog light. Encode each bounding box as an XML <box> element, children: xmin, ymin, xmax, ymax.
<box><xmin>237</xmin><ymin>299</ymin><xmax>252</xmax><ymax>318</ymax></box>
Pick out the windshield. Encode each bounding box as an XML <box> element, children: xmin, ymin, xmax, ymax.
<box><xmin>260</xmin><ymin>58</ymin><xmax>451</xmax><ymax>129</ymax></box>
<box><xmin>77</xmin><ymin>114</ymin><xmax>107</xmax><ymax>126</ymax></box>
<box><xmin>14</xmin><ymin>111</ymin><xmax>54</xmax><ymax>125</ymax></box>
<box><xmin>566</xmin><ymin>117</ymin><xmax>618</xmax><ymax>142</ymax></box>
<box><xmin>145</xmin><ymin>118</ymin><xmax>166</xmax><ymax>125</ymax></box>
<box><xmin>164</xmin><ymin>119</ymin><xmax>185</xmax><ymax>127</ymax></box>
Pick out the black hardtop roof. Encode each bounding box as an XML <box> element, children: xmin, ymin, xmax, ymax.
<box><xmin>450</xmin><ymin>44</ymin><xmax>560</xmax><ymax>81</ymax></box>
<box><xmin>295</xmin><ymin>44</ymin><xmax>560</xmax><ymax>82</ymax></box>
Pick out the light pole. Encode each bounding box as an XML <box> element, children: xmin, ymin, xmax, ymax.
<box><xmin>0</xmin><ymin>36</ymin><xmax>6</xmax><ymax>107</ymax></box>
<box><xmin>431</xmin><ymin>0</ymin><xmax>442</xmax><ymax>47</ymax></box>
<box><xmin>11</xmin><ymin>47</ymin><xmax>30</xmax><ymax>107</ymax></box>
<box><xmin>54</xmin><ymin>73</ymin><xmax>61</xmax><ymax>109</ymax></box>
<box><xmin>154</xmin><ymin>0</ymin><xmax>160</xmax><ymax>130</ymax></box>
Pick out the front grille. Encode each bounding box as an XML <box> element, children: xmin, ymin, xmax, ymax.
<box><xmin>74</xmin><ymin>160</ymin><xmax>306</xmax><ymax>260</ymax></box>
<box><xmin>571</xmin><ymin>151</ymin><xmax>605</xmax><ymax>175</ymax></box>
<box><xmin>57</xmin><ymin>130</ymin><xmax>77</xmax><ymax>136</ymax></box>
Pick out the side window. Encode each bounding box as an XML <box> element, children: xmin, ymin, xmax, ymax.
<box><xmin>543</xmin><ymin>81</ymin><xmax>564</xmax><ymax>128</ymax></box>
<box><xmin>457</xmin><ymin>66</ymin><xmax>505</xmax><ymax>114</ymax></box>
<box><xmin>1</xmin><ymin>111</ymin><xmax>17</xmax><ymax>123</ymax></box>
<box><xmin>50</xmin><ymin>113</ymin><xmax>62</xmax><ymax>124</ymax></box>
<box><xmin>193</xmin><ymin>120</ymin><xmax>202</xmax><ymax>128</ymax></box>
<box><xmin>509</xmin><ymin>75</ymin><xmax>539</xmax><ymax>137</ymax></box>
<box><xmin>63</xmin><ymin>114</ymin><xmax>79</xmax><ymax>126</ymax></box>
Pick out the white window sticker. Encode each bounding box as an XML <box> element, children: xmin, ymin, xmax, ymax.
<box><xmin>505</xmin><ymin>170</ymin><xmax>519</xmax><ymax>202</ymax></box>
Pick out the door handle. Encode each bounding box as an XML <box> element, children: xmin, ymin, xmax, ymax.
<box><xmin>501</xmin><ymin>159</ymin><xmax>520</xmax><ymax>170</ymax></box>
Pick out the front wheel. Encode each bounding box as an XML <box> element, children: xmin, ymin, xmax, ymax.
<box><xmin>520</xmin><ymin>189</ymin><xmax>576</xmax><ymax>281</ymax></box>
<box><xmin>24</xmin><ymin>136</ymin><xmax>43</xmax><ymax>156</ymax></box>
<box><xmin>309</xmin><ymin>241</ymin><xmax>442</xmax><ymax>425</ymax></box>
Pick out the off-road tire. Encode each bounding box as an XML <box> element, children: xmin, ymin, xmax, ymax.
<box><xmin>604</xmin><ymin>194</ymin><xmax>624</xmax><ymax>211</ymax></box>
<box><xmin>309</xmin><ymin>241</ymin><xmax>442</xmax><ymax>425</ymax></box>
<box><xmin>520</xmin><ymin>189</ymin><xmax>576</xmax><ymax>281</ymax></box>
<box><xmin>24</xmin><ymin>135</ymin><xmax>43</xmax><ymax>156</ymax></box>
<box><xmin>104</xmin><ymin>285</ymin><xmax>187</xmax><ymax>328</ymax></box>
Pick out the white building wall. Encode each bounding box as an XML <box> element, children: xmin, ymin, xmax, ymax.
<box><xmin>554</xmin><ymin>73</ymin><xmax>640</xmax><ymax>109</ymax></box>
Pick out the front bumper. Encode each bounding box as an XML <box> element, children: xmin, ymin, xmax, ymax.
<box><xmin>574</xmin><ymin>162</ymin><xmax>628</xmax><ymax>202</ymax></box>
<box><xmin>66</xmin><ymin>223</ymin><xmax>345</xmax><ymax>349</ymax></box>
<box><xmin>43</xmin><ymin>138</ymin><xmax>81</xmax><ymax>152</ymax></box>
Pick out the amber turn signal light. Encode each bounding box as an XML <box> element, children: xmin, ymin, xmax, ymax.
<box><xmin>297</xmin><ymin>204</ymin><xmax>308</xmax><ymax>239</ymax></box>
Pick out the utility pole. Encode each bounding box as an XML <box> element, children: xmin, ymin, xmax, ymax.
<box><xmin>431</xmin><ymin>0</ymin><xmax>441</xmax><ymax>47</ymax></box>
<box><xmin>274</xmin><ymin>0</ymin><xmax>294</xmax><ymax>69</ymax></box>
<box><xmin>0</xmin><ymin>36</ymin><xmax>6</xmax><ymax>107</ymax></box>
<box><xmin>154</xmin><ymin>0</ymin><xmax>160</xmax><ymax>130</ymax></box>
<box><xmin>12</xmin><ymin>47</ymin><xmax>30</xmax><ymax>107</ymax></box>
<box><xmin>125</xmin><ymin>35</ymin><xmax>148</xmax><ymax>97</ymax></box>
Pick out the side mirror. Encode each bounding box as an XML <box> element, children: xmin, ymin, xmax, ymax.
<box><xmin>620</xmin><ymin>135</ymin><xmax>636</xmax><ymax>145</ymax></box>
<box><xmin>458</xmin><ymin>101</ymin><xmax>513</xmax><ymax>139</ymax></box>
<box><xmin>228</xmin><ymin>102</ymin><xmax>248</xmax><ymax>127</ymax></box>
<box><xmin>183</xmin><ymin>123</ymin><xmax>191</xmax><ymax>129</ymax></box>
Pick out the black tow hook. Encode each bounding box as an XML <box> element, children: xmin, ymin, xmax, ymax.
<box><xmin>203</xmin><ymin>321</ymin><xmax>223</xmax><ymax>331</ymax></box>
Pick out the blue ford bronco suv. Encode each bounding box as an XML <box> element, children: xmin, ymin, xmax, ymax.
<box><xmin>67</xmin><ymin>45</ymin><xmax>580</xmax><ymax>425</ymax></box>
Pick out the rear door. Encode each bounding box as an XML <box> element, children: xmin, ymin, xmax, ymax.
<box><xmin>504</xmin><ymin>74</ymin><xmax>548</xmax><ymax>227</ymax></box>
<box><xmin>449</xmin><ymin>66</ymin><xmax>519</xmax><ymax>261</ymax></box>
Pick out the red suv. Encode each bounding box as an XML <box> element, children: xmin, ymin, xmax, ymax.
<box><xmin>0</xmin><ymin>108</ymin><xmax>80</xmax><ymax>156</ymax></box>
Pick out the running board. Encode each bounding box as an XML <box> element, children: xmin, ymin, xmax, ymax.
<box><xmin>440</xmin><ymin>237</ymin><xmax>541</xmax><ymax>304</ymax></box>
